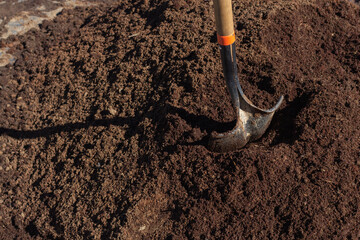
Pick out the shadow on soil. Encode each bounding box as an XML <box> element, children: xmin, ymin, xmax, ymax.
<box><xmin>165</xmin><ymin>104</ymin><xmax>235</xmax><ymax>134</ymax></box>
<box><xmin>0</xmin><ymin>92</ymin><xmax>313</xmax><ymax>149</ymax></box>
<box><xmin>0</xmin><ymin>116</ymin><xmax>138</xmax><ymax>139</ymax></box>
<box><xmin>164</xmin><ymin>92</ymin><xmax>315</xmax><ymax>150</ymax></box>
<box><xmin>270</xmin><ymin>92</ymin><xmax>315</xmax><ymax>145</ymax></box>
<box><xmin>161</xmin><ymin>104</ymin><xmax>236</xmax><ymax>151</ymax></box>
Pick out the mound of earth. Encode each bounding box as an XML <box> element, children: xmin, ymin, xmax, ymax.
<box><xmin>0</xmin><ymin>0</ymin><xmax>359</xmax><ymax>239</ymax></box>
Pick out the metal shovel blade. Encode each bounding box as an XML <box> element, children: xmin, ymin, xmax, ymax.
<box><xmin>208</xmin><ymin>82</ymin><xmax>283</xmax><ymax>153</ymax></box>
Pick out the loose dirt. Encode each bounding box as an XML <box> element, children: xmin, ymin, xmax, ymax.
<box><xmin>1</xmin><ymin>0</ymin><xmax>359</xmax><ymax>239</ymax></box>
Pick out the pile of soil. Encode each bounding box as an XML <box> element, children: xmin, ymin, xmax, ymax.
<box><xmin>1</xmin><ymin>0</ymin><xmax>359</xmax><ymax>239</ymax></box>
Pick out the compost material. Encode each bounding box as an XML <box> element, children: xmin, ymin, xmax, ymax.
<box><xmin>1</xmin><ymin>0</ymin><xmax>359</xmax><ymax>239</ymax></box>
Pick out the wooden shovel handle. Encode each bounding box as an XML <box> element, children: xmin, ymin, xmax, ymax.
<box><xmin>213</xmin><ymin>0</ymin><xmax>235</xmax><ymax>38</ymax></box>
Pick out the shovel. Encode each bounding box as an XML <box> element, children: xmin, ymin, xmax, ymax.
<box><xmin>208</xmin><ymin>0</ymin><xmax>283</xmax><ymax>152</ymax></box>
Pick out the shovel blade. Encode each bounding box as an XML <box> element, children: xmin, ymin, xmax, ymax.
<box><xmin>208</xmin><ymin>94</ymin><xmax>283</xmax><ymax>153</ymax></box>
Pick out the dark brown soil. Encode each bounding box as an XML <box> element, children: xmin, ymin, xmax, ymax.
<box><xmin>1</xmin><ymin>0</ymin><xmax>359</xmax><ymax>239</ymax></box>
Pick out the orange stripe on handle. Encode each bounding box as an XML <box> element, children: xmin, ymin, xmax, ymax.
<box><xmin>217</xmin><ymin>32</ymin><xmax>235</xmax><ymax>46</ymax></box>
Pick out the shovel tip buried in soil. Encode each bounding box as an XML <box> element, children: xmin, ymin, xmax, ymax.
<box><xmin>208</xmin><ymin>95</ymin><xmax>284</xmax><ymax>153</ymax></box>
